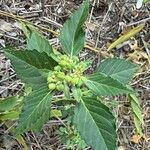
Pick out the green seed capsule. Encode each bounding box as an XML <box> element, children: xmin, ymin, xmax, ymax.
<box><xmin>48</xmin><ymin>83</ymin><xmax>56</xmax><ymax>90</ymax></box>
<box><xmin>47</xmin><ymin>76</ymin><xmax>53</xmax><ymax>83</ymax></box>
<box><xmin>57</xmin><ymin>72</ymin><xmax>65</xmax><ymax>79</ymax></box>
<box><xmin>71</xmin><ymin>77</ymin><xmax>79</xmax><ymax>85</ymax></box>
<box><xmin>56</xmin><ymin>84</ymin><xmax>64</xmax><ymax>91</ymax></box>
<box><xmin>61</xmin><ymin>55</ymin><xmax>69</xmax><ymax>60</ymax></box>
<box><xmin>59</xmin><ymin>60</ymin><xmax>68</xmax><ymax>67</ymax></box>
<box><xmin>67</xmin><ymin>64</ymin><xmax>75</xmax><ymax>70</ymax></box>
<box><xmin>52</xmin><ymin>74</ymin><xmax>57</xmax><ymax>79</ymax></box>
<box><xmin>65</xmin><ymin>75</ymin><xmax>72</xmax><ymax>82</ymax></box>
<box><xmin>54</xmin><ymin>66</ymin><xmax>61</xmax><ymax>71</ymax></box>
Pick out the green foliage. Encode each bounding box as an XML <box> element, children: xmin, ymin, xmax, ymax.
<box><xmin>16</xmin><ymin>85</ymin><xmax>52</xmax><ymax>134</ymax></box>
<box><xmin>136</xmin><ymin>0</ymin><xmax>150</xmax><ymax>9</ymax></box>
<box><xmin>74</xmin><ymin>97</ymin><xmax>116</xmax><ymax>150</ymax></box>
<box><xmin>72</xmin><ymin>87</ymin><xmax>82</xmax><ymax>102</ymax></box>
<box><xmin>1</xmin><ymin>0</ymin><xmax>141</xmax><ymax>149</ymax></box>
<box><xmin>144</xmin><ymin>0</ymin><xmax>150</xmax><ymax>3</ymax></box>
<box><xmin>59</xmin><ymin>0</ymin><xmax>89</xmax><ymax>57</ymax></box>
<box><xmin>4</xmin><ymin>48</ymin><xmax>56</xmax><ymax>70</ymax></box>
<box><xmin>4</xmin><ymin>49</ymin><xmax>48</xmax><ymax>89</ymax></box>
<box><xmin>0</xmin><ymin>96</ymin><xmax>23</xmax><ymax>121</ymax></box>
<box><xmin>0</xmin><ymin>97</ymin><xmax>18</xmax><ymax>112</ymax></box>
<box><xmin>0</xmin><ymin>111</ymin><xmax>19</xmax><ymax>121</ymax></box>
<box><xmin>58</xmin><ymin>126</ymin><xmax>87</xmax><ymax>149</ymax></box>
<box><xmin>96</xmin><ymin>58</ymin><xmax>138</xmax><ymax>84</ymax></box>
<box><xmin>128</xmin><ymin>94</ymin><xmax>143</xmax><ymax>135</ymax></box>
<box><xmin>85</xmin><ymin>73</ymin><xmax>133</xmax><ymax>96</ymax></box>
<box><xmin>46</xmin><ymin>54</ymin><xmax>87</xmax><ymax>92</ymax></box>
<box><xmin>26</xmin><ymin>25</ymin><xmax>53</xmax><ymax>56</ymax></box>
<box><xmin>108</xmin><ymin>24</ymin><xmax>144</xmax><ymax>50</ymax></box>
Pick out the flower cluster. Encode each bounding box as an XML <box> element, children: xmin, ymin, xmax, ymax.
<box><xmin>47</xmin><ymin>54</ymin><xmax>88</xmax><ymax>91</ymax></box>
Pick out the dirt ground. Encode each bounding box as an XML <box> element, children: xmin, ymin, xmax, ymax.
<box><xmin>0</xmin><ymin>0</ymin><xmax>150</xmax><ymax>149</ymax></box>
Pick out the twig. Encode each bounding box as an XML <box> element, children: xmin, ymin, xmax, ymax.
<box><xmin>0</xmin><ymin>81</ymin><xmax>20</xmax><ymax>94</ymax></box>
<box><xmin>51</xmin><ymin>111</ymin><xmax>68</xmax><ymax>128</ymax></box>
<box><xmin>126</xmin><ymin>17</ymin><xmax>150</xmax><ymax>26</ymax></box>
<box><xmin>0</xmin><ymin>33</ymin><xmax>24</xmax><ymax>42</ymax></box>
<box><xmin>40</xmin><ymin>17</ymin><xmax>62</xmax><ymax>28</ymax></box>
<box><xmin>141</xmin><ymin>35</ymin><xmax>150</xmax><ymax>56</ymax></box>
<box><xmin>95</xmin><ymin>2</ymin><xmax>113</xmax><ymax>48</ymax></box>
<box><xmin>88</xmin><ymin>0</ymin><xmax>96</xmax><ymax>22</ymax></box>
<box><xmin>0</xmin><ymin>73</ymin><xmax>16</xmax><ymax>84</ymax></box>
<box><xmin>31</xmin><ymin>132</ymin><xmax>42</xmax><ymax>150</ymax></box>
<box><xmin>84</xmin><ymin>43</ymin><xmax>99</xmax><ymax>52</ymax></box>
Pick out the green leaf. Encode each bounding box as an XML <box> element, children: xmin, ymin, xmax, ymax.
<box><xmin>72</xmin><ymin>87</ymin><xmax>82</xmax><ymax>102</ymax></box>
<box><xmin>20</xmin><ymin>22</ymin><xmax>30</xmax><ymax>38</ymax></box>
<box><xmin>15</xmin><ymin>135</ymin><xmax>28</xmax><ymax>150</ymax></box>
<box><xmin>128</xmin><ymin>94</ymin><xmax>143</xmax><ymax>135</ymax></box>
<box><xmin>0</xmin><ymin>97</ymin><xmax>18</xmax><ymax>112</ymax></box>
<box><xmin>96</xmin><ymin>58</ymin><xmax>138</xmax><ymax>84</ymax></box>
<box><xmin>16</xmin><ymin>85</ymin><xmax>52</xmax><ymax>134</ymax></box>
<box><xmin>74</xmin><ymin>97</ymin><xmax>117</xmax><ymax>150</ymax></box>
<box><xmin>59</xmin><ymin>0</ymin><xmax>89</xmax><ymax>57</ymax></box>
<box><xmin>108</xmin><ymin>24</ymin><xmax>144</xmax><ymax>51</ymax></box>
<box><xmin>27</xmin><ymin>28</ymin><xmax>53</xmax><ymax>56</ymax></box>
<box><xmin>4</xmin><ymin>48</ymin><xmax>48</xmax><ymax>89</ymax></box>
<box><xmin>84</xmin><ymin>73</ymin><xmax>133</xmax><ymax>96</ymax></box>
<box><xmin>4</xmin><ymin>122</ymin><xmax>29</xmax><ymax>149</ymax></box>
<box><xmin>133</xmin><ymin>115</ymin><xmax>143</xmax><ymax>136</ymax></box>
<box><xmin>129</xmin><ymin>94</ymin><xmax>143</xmax><ymax>123</ymax></box>
<box><xmin>64</xmin><ymin>83</ymin><xmax>70</xmax><ymax>99</ymax></box>
<box><xmin>144</xmin><ymin>0</ymin><xmax>150</xmax><ymax>3</ymax></box>
<box><xmin>4</xmin><ymin>48</ymin><xmax>56</xmax><ymax>70</ymax></box>
<box><xmin>0</xmin><ymin>111</ymin><xmax>19</xmax><ymax>121</ymax></box>
<box><xmin>51</xmin><ymin>109</ymin><xmax>62</xmax><ymax>118</ymax></box>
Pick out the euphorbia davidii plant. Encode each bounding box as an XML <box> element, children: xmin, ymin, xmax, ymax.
<box><xmin>2</xmin><ymin>0</ymin><xmax>139</xmax><ymax>149</ymax></box>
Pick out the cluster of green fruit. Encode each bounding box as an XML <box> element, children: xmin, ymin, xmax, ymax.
<box><xmin>47</xmin><ymin>54</ymin><xmax>88</xmax><ymax>91</ymax></box>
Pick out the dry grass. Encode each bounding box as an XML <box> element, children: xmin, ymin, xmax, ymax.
<box><xmin>0</xmin><ymin>0</ymin><xmax>150</xmax><ymax>149</ymax></box>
